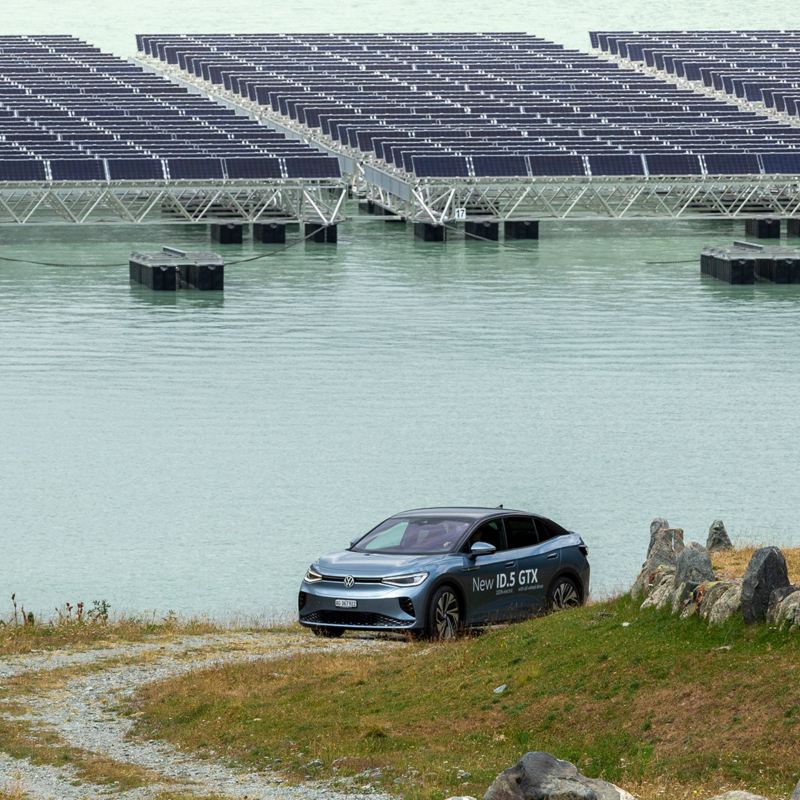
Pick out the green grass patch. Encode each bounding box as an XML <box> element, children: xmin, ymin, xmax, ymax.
<box><xmin>131</xmin><ymin>595</ymin><xmax>800</xmax><ymax>800</ymax></box>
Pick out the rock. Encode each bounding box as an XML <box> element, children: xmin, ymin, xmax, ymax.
<box><xmin>448</xmin><ymin>796</ymin><xmax>478</xmax><ymax>800</ymax></box>
<box><xmin>493</xmin><ymin>684</ymin><xmax>507</xmax><ymax>695</ymax></box>
<box><xmin>708</xmin><ymin>584</ymin><xmax>742</xmax><ymax>625</ymax></box>
<box><xmin>457</xmin><ymin>770</ymin><xmax>472</xmax><ymax>780</ymax></box>
<box><xmin>698</xmin><ymin>581</ymin><xmax>738</xmax><ymax>620</ymax></box>
<box><xmin>647</xmin><ymin>518</ymin><xmax>670</xmax><ymax>556</ymax></box>
<box><xmin>484</xmin><ymin>751</ymin><xmax>634</xmax><ymax>800</ymax></box>
<box><xmin>791</xmin><ymin>779</ymin><xmax>800</xmax><ymax>800</ymax></box>
<box><xmin>707</xmin><ymin>792</ymin><xmax>768</xmax><ymax>800</ymax></box>
<box><xmin>706</xmin><ymin>520</ymin><xmax>733</xmax><ymax>552</ymax></box>
<box><xmin>632</xmin><ymin>525</ymin><xmax>685</xmax><ymax>598</ymax></box>
<box><xmin>675</xmin><ymin>543</ymin><xmax>715</xmax><ymax>586</ymax></box>
<box><xmin>768</xmin><ymin>588</ymin><xmax>800</xmax><ymax>631</ymax></box>
<box><xmin>741</xmin><ymin>547</ymin><xmax>790</xmax><ymax>624</ymax></box>
<box><xmin>640</xmin><ymin>565</ymin><xmax>676</xmax><ymax>611</ymax></box>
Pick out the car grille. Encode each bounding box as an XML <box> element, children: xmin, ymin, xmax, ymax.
<box><xmin>301</xmin><ymin>610</ymin><xmax>413</xmax><ymax>628</ymax></box>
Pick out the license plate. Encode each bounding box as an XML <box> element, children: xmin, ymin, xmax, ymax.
<box><xmin>335</xmin><ymin>599</ymin><xmax>357</xmax><ymax>609</ymax></box>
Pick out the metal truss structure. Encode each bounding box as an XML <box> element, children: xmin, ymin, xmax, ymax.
<box><xmin>142</xmin><ymin>55</ymin><xmax>800</xmax><ymax>224</ymax></box>
<box><xmin>0</xmin><ymin>180</ymin><xmax>347</xmax><ymax>226</ymax></box>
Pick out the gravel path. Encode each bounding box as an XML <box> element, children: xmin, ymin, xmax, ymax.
<box><xmin>0</xmin><ymin>631</ymin><xmax>397</xmax><ymax>800</ymax></box>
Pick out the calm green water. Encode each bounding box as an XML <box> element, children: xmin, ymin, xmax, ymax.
<box><xmin>3</xmin><ymin>4</ymin><xmax>800</xmax><ymax>618</ymax></box>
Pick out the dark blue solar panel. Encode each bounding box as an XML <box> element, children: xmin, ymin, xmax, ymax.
<box><xmin>284</xmin><ymin>157</ymin><xmax>342</xmax><ymax>178</ymax></box>
<box><xmin>472</xmin><ymin>155</ymin><xmax>528</xmax><ymax>177</ymax></box>
<box><xmin>106</xmin><ymin>158</ymin><xmax>166</xmax><ymax>181</ymax></box>
<box><xmin>50</xmin><ymin>158</ymin><xmax>106</xmax><ymax>181</ymax></box>
<box><xmin>588</xmin><ymin>154</ymin><xmax>646</xmax><ymax>176</ymax></box>
<box><xmin>412</xmin><ymin>156</ymin><xmax>470</xmax><ymax>178</ymax></box>
<box><xmin>645</xmin><ymin>153</ymin><xmax>704</xmax><ymax>176</ymax></box>
<box><xmin>167</xmin><ymin>158</ymin><xmax>225</xmax><ymax>180</ymax></box>
<box><xmin>760</xmin><ymin>152</ymin><xmax>800</xmax><ymax>174</ymax></box>
<box><xmin>224</xmin><ymin>157</ymin><xmax>282</xmax><ymax>179</ymax></box>
<box><xmin>526</xmin><ymin>155</ymin><xmax>585</xmax><ymax>177</ymax></box>
<box><xmin>703</xmin><ymin>153</ymin><xmax>762</xmax><ymax>175</ymax></box>
<box><xmin>0</xmin><ymin>160</ymin><xmax>46</xmax><ymax>181</ymax></box>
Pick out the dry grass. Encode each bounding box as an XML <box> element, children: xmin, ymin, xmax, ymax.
<box><xmin>0</xmin><ymin>786</ymin><xmax>28</xmax><ymax>800</ymax></box>
<box><xmin>132</xmin><ymin>595</ymin><xmax>800</xmax><ymax>800</ymax></box>
<box><xmin>712</xmin><ymin>546</ymin><xmax>800</xmax><ymax>583</ymax></box>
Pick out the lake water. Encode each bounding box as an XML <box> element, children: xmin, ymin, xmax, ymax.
<box><xmin>2</xmin><ymin>2</ymin><xmax>800</xmax><ymax>619</ymax></box>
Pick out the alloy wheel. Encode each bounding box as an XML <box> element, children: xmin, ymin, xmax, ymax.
<box><xmin>434</xmin><ymin>590</ymin><xmax>460</xmax><ymax>639</ymax></box>
<box><xmin>550</xmin><ymin>579</ymin><xmax>580</xmax><ymax>610</ymax></box>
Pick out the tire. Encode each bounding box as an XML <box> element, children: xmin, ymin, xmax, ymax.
<box><xmin>427</xmin><ymin>585</ymin><xmax>462</xmax><ymax>640</ymax></box>
<box><xmin>312</xmin><ymin>626</ymin><xmax>345</xmax><ymax>638</ymax></box>
<box><xmin>547</xmin><ymin>576</ymin><xmax>582</xmax><ymax>611</ymax></box>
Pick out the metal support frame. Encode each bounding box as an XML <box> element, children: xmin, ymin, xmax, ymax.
<box><xmin>0</xmin><ymin>181</ymin><xmax>347</xmax><ymax>226</ymax></box>
<box><xmin>139</xmin><ymin>54</ymin><xmax>800</xmax><ymax>224</ymax></box>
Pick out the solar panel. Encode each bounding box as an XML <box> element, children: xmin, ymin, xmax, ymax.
<box><xmin>645</xmin><ymin>153</ymin><xmax>704</xmax><ymax>176</ymax></box>
<box><xmin>703</xmin><ymin>153</ymin><xmax>762</xmax><ymax>175</ymax></box>
<box><xmin>284</xmin><ymin>156</ymin><xmax>342</xmax><ymax>178</ymax></box>
<box><xmin>106</xmin><ymin>158</ymin><xmax>166</xmax><ymax>181</ymax></box>
<box><xmin>412</xmin><ymin>156</ymin><xmax>470</xmax><ymax>178</ymax></box>
<box><xmin>527</xmin><ymin>155</ymin><xmax>585</xmax><ymax>177</ymax></box>
<box><xmin>167</xmin><ymin>158</ymin><xmax>225</xmax><ymax>180</ymax></box>
<box><xmin>588</xmin><ymin>154</ymin><xmax>646</xmax><ymax>177</ymax></box>
<box><xmin>50</xmin><ymin>158</ymin><xmax>106</xmax><ymax>181</ymax></box>
<box><xmin>471</xmin><ymin>155</ymin><xmax>528</xmax><ymax>177</ymax></box>
<box><xmin>224</xmin><ymin>157</ymin><xmax>282</xmax><ymax>179</ymax></box>
<box><xmin>0</xmin><ymin>160</ymin><xmax>47</xmax><ymax>181</ymax></box>
<box><xmin>760</xmin><ymin>152</ymin><xmax>800</xmax><ymax>174</ymax></box>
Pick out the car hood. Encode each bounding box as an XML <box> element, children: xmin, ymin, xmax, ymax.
<box><xmin>316</xmin><ymin>550</ymin><xmax>440</xmax><ymax>578</ymax></box>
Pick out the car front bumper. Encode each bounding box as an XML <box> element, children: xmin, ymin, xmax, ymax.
<box><xmin>298</xmin><ymin>579</ymin><xmax>425</xmax><ymax>631</ymax></box>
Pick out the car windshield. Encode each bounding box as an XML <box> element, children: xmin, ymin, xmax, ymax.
<box><xmin>352</xmin><ymin>517</ymin><xmax>472</xmax><ymax>554</ymax></box>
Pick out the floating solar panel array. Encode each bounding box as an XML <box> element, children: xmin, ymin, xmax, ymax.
<box><xmin>0</xmin><ymin>35</ymin><xmax>339</xmax><ymax>182</ymax></box>
<box><xmin>138</xmin><ymin>32</ymin><xmax>800</xmax><ymax>180</ymax></box>
<box><xmin>594</xmin><ymin>31</ymin><xmax>800</xmax><ymax>121</ymax></box>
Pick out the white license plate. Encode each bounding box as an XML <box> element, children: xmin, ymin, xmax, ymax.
<box><xmin>335</xmin><ymin>599</ymin><xmax>357</xmax><ymax>609</ymax></box>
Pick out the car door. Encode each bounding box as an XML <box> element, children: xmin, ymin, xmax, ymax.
<box><xmin>503</xmin><ymin>515</ymin><xmax>543</xmax><ymax>617</ymax></box>
<box><xmin>515</xmin><ymin>516</ymin><xmax>566</xmax><ymax>613</ymax></box>
<box><xmin>460</xmin><ymin>517</ymin><xmax>518</xmax><ymax>624</ymax></box>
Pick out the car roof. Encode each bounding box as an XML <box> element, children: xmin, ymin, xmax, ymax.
<box><xmin>393</xmin><ymin>506</ymin><xmax>532</xmax><ymax>521</ymax></box>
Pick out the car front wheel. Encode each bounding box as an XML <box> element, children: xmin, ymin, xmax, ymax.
<box><xmin>427</xmin><ymin>585</ymin><xmax>462</xmax><ymax>640</ymax></box>
<box><xmin>548</xmin><ymin>577</ymin><xmax>582</xmax><ymax>611</ymax></box>
<box><xmin>312</xmin><ymin>626</ymin><xmax>345</xmax><ymax>638</ymax></box>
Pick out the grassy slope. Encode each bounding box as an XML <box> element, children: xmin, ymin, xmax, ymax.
<box><xmin>132</xmin><ymin>593</ymin><xmax>800</xmax><ymax>800</ymax></box>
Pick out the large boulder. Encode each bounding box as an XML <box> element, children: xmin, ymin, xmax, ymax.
<box><xmin>741</xmin><ymin>547</ymin><xmax>790</xmax><ymax>624</ymax></box>
<box><xmin>632</xmin><ymin>523</ymin><xmax>685</xmax><ymax>598</ymax></box>
<box><xmin>706</xmin><ymin>520</ymin><xmax>733</xmax><ymax>553</ymax></box>
<box><xmin>671</xmin><ymin>543</ymin><xmax>716</xmax><ymax>613</ymax></box>
<box><xmin>791</xmin><ymin>778</ymin><xmax>800</xmax><ymax>800</ymax></box>
<box><xmin>698</xmin><ymin>580</ymin><xmax>739</xmax><ymax>621</ymax></box>
<box><xmin>484</xmin><ymin>752</ymin><xmax>634</xmax><ymax>800</ymax></box>
<box><xmin>708</xmin><ymin>583</ymin><xmax>742</xmax><ymax>626</ymax></box>
<box><xmin>640</xmin><ymin>565</ymin><xmax>677</xmax><ymax>611</ymax></box>
<box><xmin>768</xmin><ymin>588</ymin><xmax>800</xmax><ymax>632</ymax></box>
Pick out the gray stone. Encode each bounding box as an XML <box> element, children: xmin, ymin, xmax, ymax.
<box><xmin>706</xmin><ymin>520</ymin><xmax>733</xmax><ymax>553</ymax></box>
<box><xmin>768</xmin><ymin>588</ymin><xmax>800</xmax><ymax>631</ymax></box>
<box><xmin>647</xmin><ymin>518</ymin><xmax>670</xmax><ymax>556</ymax></box>
<box><xmin>708</xmin><ymin>584</ymin><xmax>742</xmax><ymax>625</ymax></box>
<box><xmin>675</xmin><ymin>543</ymin><xmax>715</xmax><ymax>587</ymax></box>
<box><xmin>791</xmin><ymin>778</ymin><xmax>800</xmax><ymax>800</ymax></box>
<box><xmin>484</xmin><ymin>751</ymin><xmax>634</xmax><ymax>800</ymax></box>
<box><xmin>632</xmin><ymin>526</ymin><xmax>685</xmax><ymax>598</ymax></box>
<box><xmin>741</xmin><ymin>547</ymin><xmax>790</xmax><ymax>624</ymax></box>
<box><xmin>640</xmin><ymin>566</ymin><xmax>676</xmax><ymax>611</ymax></box>
<box><xmin>707</xmin><ymin>792</ymin><xmax>768</xmax><ymax>800</ymax></box>
<box><xmin>698</xmin><ymin>581</ymin><xmax>738</xmax><ymax>620</ymax></box>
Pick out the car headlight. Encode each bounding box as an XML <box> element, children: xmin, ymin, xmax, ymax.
<box><xmin>304</xmin><ymin>566</ymin><xmax>323</xmax><ymax>583</ymax></box>
<box><xmin>381</xmin><ymin>572</ymin><xmax>429</xmax><ymax>587</ymax></box>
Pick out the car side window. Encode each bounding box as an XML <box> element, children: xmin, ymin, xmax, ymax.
<box><xmin>505</xmin><ymin>516</ymin><xmax>538</xmax><ymax>550</ymax></box>
<box><xmin>534</xmin><ymin>516</ymin><xmax>569</xmax><ymax>543</ymax></box>
<box><xmin>466</xmin><ymin>519</ymin><xmax>506</xmax><ymax>552</ymax></box>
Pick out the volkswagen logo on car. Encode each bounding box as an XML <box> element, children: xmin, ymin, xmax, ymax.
<box><xmin>298</xmin><ymin>506</ymin><xmax>590</xmax><ymax>640</ymax></box>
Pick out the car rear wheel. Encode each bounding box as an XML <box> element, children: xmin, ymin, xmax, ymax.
<box><xmin>547</xmin><ymin>576</ymin><xmax>582</xmax><ymax>611</ymax></box>
<box><xmin>427</xmin><ymin>586</ymin><xmax>462</xmax><ymax>640</ymax></box>
<box><xmin>312</xmin><ymin>626</ymin><xmax>345</xmax><ymax>638</ymax></box>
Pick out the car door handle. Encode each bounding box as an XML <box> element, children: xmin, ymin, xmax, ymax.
<box><xmin>546</xmin><ymin>552</ymin><xmax>559</xmax><ymax>560</ymax></box>
<box><xmin>505</xmin><ymin>560</ymin><xmax>517</xmax><ymax>568</ymax></box>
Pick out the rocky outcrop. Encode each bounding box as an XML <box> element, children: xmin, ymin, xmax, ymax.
<box><xmin>632</xmin><ymin>521</ymin><xmax>685</xmax><ymax>598</ymax></box>
<box><xmin>706</xmin><ymin>520</ymin><xmax>733</xmax><ymax>553</ymax></box>
<box><xmin>483</xmin><ymin>752</ymin><xmax>634</xmax><ymax>800</ymax></box>
<box><xmin>741</xmin><ymin>547</ymin><xmax>790</xmax><ymax>624</ymax></box>
<box><xmin>768</xmin><ymin>587</ymin><xmax>800</xmax><ymax>631</ymax></box>
<box><xmin>707</xmin><ymin>793</ymin><xmax>768</xmax><ymax>800</ymax></box>
<box><xmin>707</xmin><ymin>583</ymin><xmax>742</xmax><ymax>626</ymax></box>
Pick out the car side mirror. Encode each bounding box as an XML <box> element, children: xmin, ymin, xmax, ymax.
<box><xmin>469</xmin><ymin>541</ymin><xmax>496</xmax><ymax>559</ymax></box>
